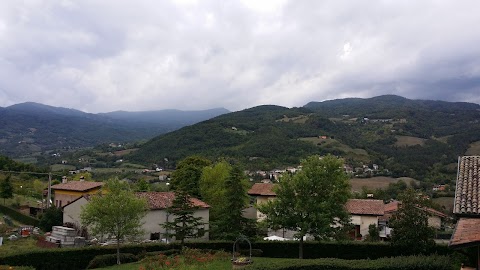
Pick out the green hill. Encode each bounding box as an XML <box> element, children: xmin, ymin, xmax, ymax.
<box><xmin>0</xmin><ymin>102</ymin><xmax>229</xmax><ymax>158</ymax></box>
<box><xmin>130</xmin><ymin>95</ymin><xmax>480</xmax><ymax>182</ymax></box>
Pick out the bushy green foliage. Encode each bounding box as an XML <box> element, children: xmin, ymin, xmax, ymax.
<box><xmin>38</xmin><ymin>206</ymin><xmax>63</xmax><ymax>232</ymax></box>
<box><xmin>86</xmin><ymin>253</ymin><xmax>138</xmax><ymax>269</ymax></box>
<box><xmin>81</xmin><ymin>178</ymin><xmax>148</xmax><ymax>264</ymax></box>
<box><xmin>170</xmin><ymin>156</ymin><xmax>211</xmax><ymax>198</ymax></box>
<box><xmin>390</xmin><ymin>188</ymin><xmax>435</xmax><ymax>253</ymax></box>
<box><xmin>259</xmin><ymin>155</ymin><xmax>351</xmax><ymax>258</ymax></box>
<box><xmin>247</xmin><ymin>255</ymin><xmax>456</xmax><ymax>270</ymax></box>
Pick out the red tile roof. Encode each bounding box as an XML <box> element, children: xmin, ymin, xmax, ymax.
<box><xmin>51</xmin><ymin>181</ymin><xmax>104</xmax><ymax>192</ymax></box>
<box><xmin>247</xmin><ymin>183</ymin><xmax>277</xmax><ymax>196</ymax></box>
<box><xmin>346</xmin><ymin>199</ymin><xmax>385</xmax><ymax>216</ymax></box>
<box><xmin>454</xmin><ymin>156</ymin><xmax>480</xmax><ymax>216</ymax></box>
<box><xmin>384</xmin><ymin>200</ymin><xmax>447</xmax><ymax>218</ymax></box>
<box><xmin>135</xmin><ymin>192</ymin><xmax>209</xmax><ymax>210</ymax></box>
<box><xmin>384</xmin><ymin>201</ymin><xmax>400</xmax><ymax>213</ymax></box>
<box><xmin>449</xmin><ymin>218</ymin><xmax>480</xmax><ymax>248</ymax></box>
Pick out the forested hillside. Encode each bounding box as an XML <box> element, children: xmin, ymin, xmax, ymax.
<box><xmin>131</xmin><ymin>95</ymin><xmax>480</xmax><ymax>183</ymax></box>
<box><xmin>0</xmin><ymin>102</ymin><xmax>229</xmax><ymax>157</ymax></box>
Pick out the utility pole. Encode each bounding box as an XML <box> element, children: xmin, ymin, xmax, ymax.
<box><xmin>47</xmin><ymin>173</ymin><xmax>52</xmax><ymax>208</ymax></box>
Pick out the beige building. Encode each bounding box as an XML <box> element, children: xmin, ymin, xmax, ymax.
<box><xmin>248</xmin><ymin>183</ymin><xmax>385</xmax><ymax>240</ymax></box>
<box><xmin>51</xmin><ymin>180</ymin><xmax>103</xmax><ymax>208</ymax></box>
<box><xmin>345</xmin><ymin>199</ymin><xmax>385</xmax><ymax>240</ymax></box>
<box><xmin>247</xmin><ymin>183</ymin><xmax>277</xmax><ymax>221</ymax></box>
<box><xmin>62</xmin><ymin>192</ymin><xmax>210</xmax><ymax>241</ymax></box>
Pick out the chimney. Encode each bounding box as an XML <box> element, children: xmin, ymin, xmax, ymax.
<box><xmin>62</xmin><ymin>176</ymin><xmax>68</xmax><ymax>184</ymax></box>
<box><xmin>80</xmin><ymin>176</ymin><xmax>85</xmax><ymax>181</ymax></box>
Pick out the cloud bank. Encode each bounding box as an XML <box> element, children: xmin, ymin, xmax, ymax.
<box><xmin>0</xmin><ymin>0</ymin><xmax>479</xmax><ymax>112</ymax></box>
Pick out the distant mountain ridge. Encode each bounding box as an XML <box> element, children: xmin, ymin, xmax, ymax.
<box><xmin>0</xmin><ymin>102</ymin><xmax>229</xmax><ymax>157</ymax></box>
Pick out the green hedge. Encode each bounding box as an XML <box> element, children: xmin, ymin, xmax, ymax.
<box><xmin>0</xmin><ymin>204</ymin><xmax>40</xmax><ymax>226</ymax></box>
<box><xmin>246</xmin><ymin>255</ymin><xmax>457</xmax><ymax>270</ymax></box>
<box><xmin>0</xmin><ymin>241</ymin><xmax>455</xmax><ymax>270</ymax></box>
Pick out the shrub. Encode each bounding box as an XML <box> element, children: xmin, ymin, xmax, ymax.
<box><xmin>0</xmin><ymin>241</ymin><xmax>455</xmax><ymax>270</ymax></box>
<box><xmin>0</xmin><ymin>266</ymin><xmax>35</xmax><ymax>270</ymax></box>
<box><xmin>86</xmin><ymin>253</ymin><xmax>138</xmax><ymax>269</ymax></box>
<box><xmin>248</xmin><ymin>255</ymin><xmax>456</xmax><ymax>270</ymax></box>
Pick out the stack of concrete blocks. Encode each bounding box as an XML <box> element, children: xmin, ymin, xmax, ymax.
<box><xmin>47</xmin><ymin>226</ymin><xmax>82</xmax><ymax>247</ymax></box>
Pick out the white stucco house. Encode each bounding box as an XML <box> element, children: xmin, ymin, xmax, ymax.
<box><xmin>345</xmin><ymin>199</ymin><xmax>385</xmax><ymax>240</ymax></box>
<box><xmin>62</xmin><ymin>192</ymin><xmax>210</xmax><ymax>241</ymax></box>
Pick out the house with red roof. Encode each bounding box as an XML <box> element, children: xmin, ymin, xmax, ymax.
<box><xmin>449</xmin><ymin>156</ymin><xmax>480</xmax><ymax>269</ymax></box>
<box><xmin>346</xmin><ymin>199</ymin><xmax>385</xmax><ymax>240</ymax></box>
<box><xmin>62</xmin><ymin>191</ymin><xmax>210</xmax><ymax>241</ymax></box>
<box><xmin>247</xmin><ymin>183</ymin><xmax>385</xmax><ymax>240</ymax></box>
<box><xmin>51</xmin><ymin>177</ymin><xmax>104</xmax><ymax>208</ymax></box>
<box><xmin>247</xmin><ymin>183</ymin><xmax>277</xmax><ymax>221</ymax></box>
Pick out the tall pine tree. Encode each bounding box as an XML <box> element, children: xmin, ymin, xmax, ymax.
<box><xmin>213</xmin><ymin>165</ymin><xmax>254</xmax><ymax>240</ymax></box>
<box><xmin>163</xmin><ymin>189</ymin><xmax>205</xmax><ymax>246</ymax></box>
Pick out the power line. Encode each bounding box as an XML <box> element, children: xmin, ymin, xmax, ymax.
<box><xmin>0</xmin><ymin>170</ymin><xmax>63</xmax><ymax>177</ymax></box>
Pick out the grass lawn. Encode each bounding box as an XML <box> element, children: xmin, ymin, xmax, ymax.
<box><xmin>0</xmin><ymin>237</ymin><xmax>42</xmax><ymax>257</ymax></box>
<box><xmin>97</xmin><ymin>258</ymin><xmax>266</xmax><ymax>270</ymax></box>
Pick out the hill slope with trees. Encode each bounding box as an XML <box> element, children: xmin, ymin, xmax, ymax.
<box><xmin>130</xmin><ymin>95</ymin><xmax>480</xmax><ymax>183</ymax></box>
<box><xmin>0</xmin><ymin>102</ymin><xmax>229</xmax><ymax>157</ymax></box>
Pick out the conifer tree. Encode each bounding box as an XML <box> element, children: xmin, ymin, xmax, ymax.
<box><xmin>212</xmin><ymin>165</ymin><xmax>253</xmax><ymax>240</ymax></box>
<box><xmin>162</xmin><ymin>189</ymin><xmax>205</xmax><ymax>246</ymax></box>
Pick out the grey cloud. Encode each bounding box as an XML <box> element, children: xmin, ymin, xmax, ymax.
<box><xmin>0</xmin><ymin>0</ymin><xmax>480</xmax><ymax>112</ymax></box>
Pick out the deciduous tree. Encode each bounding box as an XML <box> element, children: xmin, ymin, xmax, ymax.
<box><xmin>81</xmin><ymin>179</ymin><xmax>148</xmax><ymax>265</ymax></box>
<box><xmin>39</xmin><ymin>206</ymin><xmax>63</xmax><ymax>232</ymax></box>
<box><xmin>390</xmin><ymin>188</ymin><xmax>435</xmax><ymax>253</ymax></box>
<box><xmin>199</xmin><ymin>161</ymin><xmax>231</xmax><ymax>222</ymax></box>
<box><xmin>171</xmin><ymin>156</ymin><xmax>211</xmax><ymax>198</ymax></box>
<box><xmin>258</xmin><ymin>155</ymin><xmax>351</xmax><ymax>258</ymax></box>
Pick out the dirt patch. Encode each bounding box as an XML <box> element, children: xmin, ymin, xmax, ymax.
<box><xmin>432</xmin><ymin>196</ymin><xmax>454</xmax><ymax>214</ymax></box>
<box><xmin>465</xmin><ymin>141</ymin><xmax>480</xmax><ymax>156</ymax></box>
<box><xmin>394</xmin><ymin>136</ymin><xmax>427</xmax><ymax>147</ymax></box>
<box><xmin>114</xmin><ymin>148</ymin><xmax>139</xmax><ymax>156</ymax></box>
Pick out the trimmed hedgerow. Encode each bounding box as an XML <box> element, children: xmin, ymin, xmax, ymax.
<box><xmin>0</xmin><ymin>204</ymin><xmax>40</xmax><ymax>226</ymax></box>
<box><xmin>247</xmin><ymin>255</ymin><xmax>457</xmax><ymax>270</ymax></box>
<box><xmin>0</xmin><ymin>241</ymin><xmax>455</xmax><ymax>270</ymax></box>
<box><xmin>86</xmin><ymin>253</ymin><xmax>138</xmax><ymax>269</ymax></box>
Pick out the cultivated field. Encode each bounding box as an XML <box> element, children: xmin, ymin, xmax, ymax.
<box><xmin>432</xmin><ymin>196</ymin><xmax>455</xmax><ymax>214</ymax></box>
<box><xmin>300</xmin><ymin>137</ymin><xmax>369</xmax><ymax>162</ymax></box>
<box><xmin>350</xmin><ymin>176</ymin><xmax>418</xmax><ymax>192</ymax></box>
<box><xmin>394</xmin><ymin>135</ymin><xmax>427</xmax><ymax>147</ymax></box>
<box><xmin>114</xmin><ymin>148</ymin><xmax>139</xmax><ymax>156</ymax></box>
<box><xmin>465</xmin><ymin>141</ymin><xmax>480</xmax><ymax>156</ymax></box>
<box><xmin>50</xmin><ymin>164</ymin><xmax>76</xmax><ymax>171</ymax></box>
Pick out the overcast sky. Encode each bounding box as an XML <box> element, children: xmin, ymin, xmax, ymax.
<box><xmin>1</xmin><ymin>0</ymin><xmax>479</xmax><ymax>113</ymax></box>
